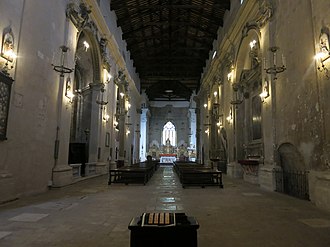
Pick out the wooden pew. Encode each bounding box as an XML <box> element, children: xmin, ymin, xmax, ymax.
<box><xmin>174</xmin><ymin>162</ymin><xmax>224</xmax><ymax>188</ymax></box>
<box><xmin>108</xmin><ymin>161</ymin><xmax>158</xmax><ymax>185</ymax></box>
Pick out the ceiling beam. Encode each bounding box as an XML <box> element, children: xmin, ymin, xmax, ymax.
<box><xmin>111</xmin><ymin>4</ymin><xmax>230</xmax><ymax>11</ymax></box>
<box><xmin>122</xmin><ymin>21</ymin><xmax>217</xmax><ymax>39</ymax></box>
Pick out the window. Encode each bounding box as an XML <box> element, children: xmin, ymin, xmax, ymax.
<box><xmin>162</xmin><ymin>121</ymin><xmax>176</xmax><ymax>146</ymax></box>
<box><xmin>0</xmin><ymin>72</ymin><xmax>13</xmax><ymax>140</ymax></box>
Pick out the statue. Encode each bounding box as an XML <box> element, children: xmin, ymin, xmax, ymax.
<box><xmin>164</xmin><ymin>138</ymin><xmax>173</xmax><ymax>154</ymax></box>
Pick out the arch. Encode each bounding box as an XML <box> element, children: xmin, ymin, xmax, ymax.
<box><xmin>278</xmin><ymin>143</ymin><xmax>306</xmax><ymax>171</ymax></box>
<box><xmin>235</xmin><ymin>27</ymin><xmax>261</xmax><ymax>78</ymax></box>
<box><xmin>162</xmin><ymin>121</ymin><xmax>176</xmax><ymax>146</ymax></box>
<box><xmin>76</xmin><ymin>29</ymin><xmax>102</xmax><ymax>85</ymax></box>
<box><xmin>234</xmin><ymin>26</ymin><xmax>263</xmax><ymax>160</ymax></box>
<box><xmin>68</xmin><ymin>27</ymin><xmax>103</xmax><ymax>167</ymax></box>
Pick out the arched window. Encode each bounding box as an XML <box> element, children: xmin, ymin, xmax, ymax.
<box><xmin>162</xmin><ymin>121</ymin><xmax>176</xmax><ymax>146</ymax></box>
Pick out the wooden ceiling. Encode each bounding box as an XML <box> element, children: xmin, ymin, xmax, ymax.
<box><xmin>110</xmin><ymin>0</ymin><xmax>230</xmax><ymax>101</ymax></box>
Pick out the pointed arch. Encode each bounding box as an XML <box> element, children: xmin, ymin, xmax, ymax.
<box><xmin>162</xmin><ymin>121</ymin><xmax>176</xmax><ymax>146</ymax></box>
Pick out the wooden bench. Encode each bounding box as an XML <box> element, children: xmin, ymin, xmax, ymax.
<box><xmin>108</xmin><ymin>161</ymin><xmax>158</xmax><ymax>185</ymax></box>
<box><xmin>174</xmin><ymin>162</ymin><xmax>224</xmax><ymax>188</ymax></box>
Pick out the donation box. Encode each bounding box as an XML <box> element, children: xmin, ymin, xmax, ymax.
<box><xmin>128</xmin><ymin>212</ymin><xmax>199</xmax><ymax>247</ymax></box>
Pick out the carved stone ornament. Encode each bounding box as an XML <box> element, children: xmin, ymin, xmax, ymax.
<box><xmin>256</xmin><ymin>0</ymin><xmax>274</xmax><ymax>28</ymax></box>
<box><xmin>114</xmin><ymin>70</ymin><xmax>128</xmax><ymax>88</ymax></box>
<box><xmin>66</xmin><ymin>1</ymin><xmax>91</xmax><ymax>30</ymax></box>
<box><xmin>100</xmin><ymin>37</ymin><xmax>111</xmax><ymax>69</ymax></box>
<box><xmin>224</xmin><ymin>44</ymin><xmax>236</xmax><ymax>69</ymax></box>
<box><xmin>242</xmin><ymin>0</ymin><xmax>273</xmax><ymax>36</ymax></box>
<box><xmin>212</xmin><ymin>73</ymin><xmax>223</xmax><ymax>86</ymax></box>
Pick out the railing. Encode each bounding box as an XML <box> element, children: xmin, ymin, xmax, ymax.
<box><xmin>274</xmin><ymin>169</ymin><xmax>309</xmax><ymax>200</ymax></box>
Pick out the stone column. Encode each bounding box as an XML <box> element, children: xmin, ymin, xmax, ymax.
<box><xmin>52</xmin><ymin>73</ymin><xmax>73</xmax><ymax>187</ymax></box>
<box><xmin>140</xmin><ymin>108</ymin><xmax>148</xmax><ymax>161</ymax></box>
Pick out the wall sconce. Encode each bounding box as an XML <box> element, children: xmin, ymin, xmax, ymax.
<box><xmin>259</xmin><ymin>79</ymin><xmax>270</xmax><ymax>102</ymax></box>
<box><xmin>212</xmin><ymin>50</ymin><xmax>217</xmax><ymax>60</ymax></box>
<box><xmin>264</xmin><ymin>46</ymin><xmax>286</xmax><ymax>80</ymax></box>
<box><xmin>120</xmin><ymin>92</ymin><xmax>125</xmax><ymax>98</ymax></box>
<box><xmin>216</xmin><ymin>115</ymin><xmax>223</xmax><ymax>128</ymax></box>
<box><xmin>126</xmin><ymin>128</ymin><xmax>131</xmax><ymax>135</ymax></box>
<box><xmin>52</xmin><ymin>45</ymin><xmax>74</xmax><ymax>76</ymax></box>
<box><xmin>103</xmin><ymin>114</ymin><xmax>110</xmax><ymax>122</ymax></box>
<box><xmin>315</xmin><ymin>29</ymin><xmax>330</xmax><ymax>79</ymax></box>
<box><xmin>1</xmin><ymin>28</ymin><xmax>17</xmax><ymax>75</ymax></box>
<box><xmin>96</xmin><ymin>88</ymin><xmax>108</xmax><ymax>107</ymax></box>
<box><xmin>103</xmin><ymin>69</ymin><xmax>112</xmax><ymax>84</ymax></box>
<box><xmin>113</xmin><ymin>119</ymin><xmax>118</xmax><ymax>127</ymax></box>
<box><xmin>65</xmin><ymin>77</ymin><xmax>75</xmax><ymax>103</ymax></box>
<box><xmin>249</xmin><ymin>40</ymin><xmax>257</xmax><ymax>50</ymax></box>
<box><xmin>203</xmin><ymin>103</ymin><xmax>208</xmax><ymax>108</ymax></box>
<box><xmin>226</xmin><ymin>107</ymin><xmax>233</xmax><ymax>122</ymax></box>
<box><xmin>83</xmin><ymin>41</ymin><xmax>90</xmax><ymax>51</ymax></box>
<box><xmin>216</xmin><ymin>122</ymin><xmax>223</xmax><ymax>128</ymax></box>
<box><xmin>227</xmin><ymin>69</ymin><xmax>233</xmax><ymax>82</ymax></box>
<box><xmin>103</xmin><ymin>108</ymin><xmax>110</xmax><ymax>122</ymax></box>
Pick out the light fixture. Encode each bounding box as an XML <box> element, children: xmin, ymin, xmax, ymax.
<box><xmin>226</xmin><ymin>107</ymin><xmax>233</xmax><ymax>122</ymax></box>
<box><xmin>120</xmin><ymin>92</ymin><xmax>125</xmax><ymax>98</ymax></box>
<box><xmin>212</xmin><ymin>50</ymin><xmax>217</xmax><ymax>59</ymax></box>
<box><xmin>205</xmin><ymin>128</ymin><xmax>209</xmax><ymax>134</ymax></box>
<box><xmin>227</xmin><ymin>70</ymin><xmax>233</xmax><ymax>82</ymax></box>
<box><xmin>204</xmin><ymin>103</ymin><xmax>208</xmax><ymax>108</ymax></box>
<box><xmin>264</xmin><ymin>46</ymin><xmax>286</xmax><ymax>80</ymax></box>
<box><xmin>104</xmin><ymin>69</ymin><xmax>112</xmax><ymax>84</ymax></box>
<box><xmin>96</xmin><ymin>88</ymin><xmax>108</xmax><ymax>106</ymax></box>
<box><xmin>249</xmin><ymin>40</ymin><xmax>257</xmax><ymax>49</ymax></box>
<box><xmin>83</xmin><ymin>41</ymin><xmax>90</xmax><ymax>51</ymax></box>
<box><xmin>216</xmin><ymin>116</ymin><xmax>223</xmax><ymax>128</ymax></box>
<box><xmin>1</xmin><ymin>28</ymin><xmax>17</xmax><ymax>75</ymax></box>
<box><xmin>315</xmin><ymin>29</ymin><xmax>330</xmax><ymax>79</ymax></box>
<box><xmin>103</xmin><ymin>113</ymin><xmax>110</xmax><ymax>122</ymax></box>
<box><xmin>52</xmin><ymin>45</ymin><xmax>74</xmax><ymax>77</ymax></box>
<box><xmin>65</xmin><ymin>77</ymin><xmax>75</xmax><ymax>103</ymax></box>
<box><xmin>259</xmin><ymin>79</ymin><xmax>270</xmax><ymax>102</ymax></box>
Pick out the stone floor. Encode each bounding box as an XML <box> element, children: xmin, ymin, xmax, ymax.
<box><xmin>1</xmin><ymin>166</ymin><xmax>330</xmax><ymax>247</ymax></box>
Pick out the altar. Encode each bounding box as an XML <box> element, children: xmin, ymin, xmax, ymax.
<box><xmin>160</xmin><ymin>138</ymin><xmax>177</xmax><ymax>163</ymax></box>
<box><xmin>160</xmin><ymin>154</ymin><xmax>177</xmax><ymax>163</ymax></box>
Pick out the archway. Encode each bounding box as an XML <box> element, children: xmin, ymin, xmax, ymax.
<box><xmin>235</xmin><ymin>28</ymin><xmax>263</xmax><ymax>161</ymax></box>
<box><xmin>275</xmin><ymin>143</ymin><xmax>309</xmax><ymax>200</ymax></box>
<box><xmin>68</xmin><ymin>30</ymin><xmax>102</xmax><ymax>176</ymax></box>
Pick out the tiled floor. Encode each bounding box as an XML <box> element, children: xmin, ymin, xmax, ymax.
<box><xmin>1</xmin><ymin>166</ymin><xmax>330</xmax><ymax>246</ymax></box>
